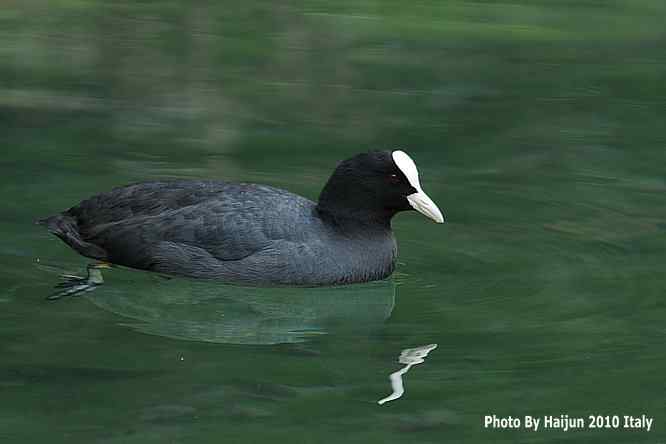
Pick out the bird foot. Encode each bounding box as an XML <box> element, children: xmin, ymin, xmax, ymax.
<box><xmin>47</xmin><ymin>263</ymin><xmax>108</xmax><ymax>301</ymax></box>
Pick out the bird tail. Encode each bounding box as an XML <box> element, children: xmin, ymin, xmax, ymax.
<box><xmin>37</xmin><ymin>214</ymin><xmax>108</xmax><ymax>260</ymax></box>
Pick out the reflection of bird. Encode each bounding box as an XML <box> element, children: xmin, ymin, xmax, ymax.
<box><xmin>378</xmin><ymin>343</ymin><xmax>438</xmax><ymax>405</ymax></box>
<box><xmin>38</xmin><ymin>150</ymin><xmax>444</xmax><ymax>297</ymax></box>
<box><xmin>88</xmin><ymin>275</ymin><xmax>396</xmax><ymax>345</ymax></box>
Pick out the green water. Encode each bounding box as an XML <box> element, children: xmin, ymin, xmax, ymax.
<box><xmin>2</xmin><ymin>1</ymin><xmax>666</xmax><ymax>443</ymax></box>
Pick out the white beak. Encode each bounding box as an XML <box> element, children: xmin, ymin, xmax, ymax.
<box><xmin>407</xmin><ymin>191</ymin><xmax>445</xmax><ymax>223</ymax></box>
<box><xmin>392</xmin><ymin>150</ymin><xmax>445</xmax><ymax>224</ymax></box>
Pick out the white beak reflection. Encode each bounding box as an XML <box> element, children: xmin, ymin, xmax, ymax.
<box><xmin>377</xmin><ymin>343</ymin><xmax>438</xmax><ymax>405</ymax></box>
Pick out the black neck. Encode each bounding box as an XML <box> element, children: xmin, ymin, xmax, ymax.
<box><xmin>317</xmin><ymin>179</ymin><xmax>395</xmax><ymax>231</ymax></box>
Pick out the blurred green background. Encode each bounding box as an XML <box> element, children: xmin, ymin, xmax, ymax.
<box><xmin>1</xmin><ymin>1</ymin><xmax>665</xmax><ymax>443</ymax></box>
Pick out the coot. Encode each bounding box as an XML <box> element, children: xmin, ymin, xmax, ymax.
<box><xmin>39</xmin><ymin>150</ymin><xmax>444</xmax><ymax>297</ymax></box>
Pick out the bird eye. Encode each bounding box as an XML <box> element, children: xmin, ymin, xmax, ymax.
<box><xmin>388</xmin><ymin>173</ymin><xmax>400</xmax><ymax>184</ymax></box>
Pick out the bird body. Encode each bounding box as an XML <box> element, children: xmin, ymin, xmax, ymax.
<box><xmin>39</xmin><ymin>150</ymin><xmax>443</xmax><ymax>288</ymax></box>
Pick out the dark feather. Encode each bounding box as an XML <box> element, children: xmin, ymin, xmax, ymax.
<box><xmin>40</xmin><ymin>180</ymin><xmax>397</xmax><ymax>286</ymax></box>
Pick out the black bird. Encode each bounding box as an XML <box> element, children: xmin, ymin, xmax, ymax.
<box><xmin>38</xmin><ymin>150</ymin><xmax>444</xmax><ymax>298</ymax></box>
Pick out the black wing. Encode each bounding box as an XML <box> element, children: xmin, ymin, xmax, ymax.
<box><xmin>77</xmin><ymin>181</ymin><xmax>319</xmax><ymax>269</ymax></box>
<box><xmin>69</xmin><ymin>180</ymin><xmax>230</xmax><ymax>232</ymax></box>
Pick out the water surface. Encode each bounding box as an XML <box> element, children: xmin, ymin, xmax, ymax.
<box><xmin>2</xmin><ymin>1</ymin><xmax>665</xmax><ymax>443</ymax></box>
